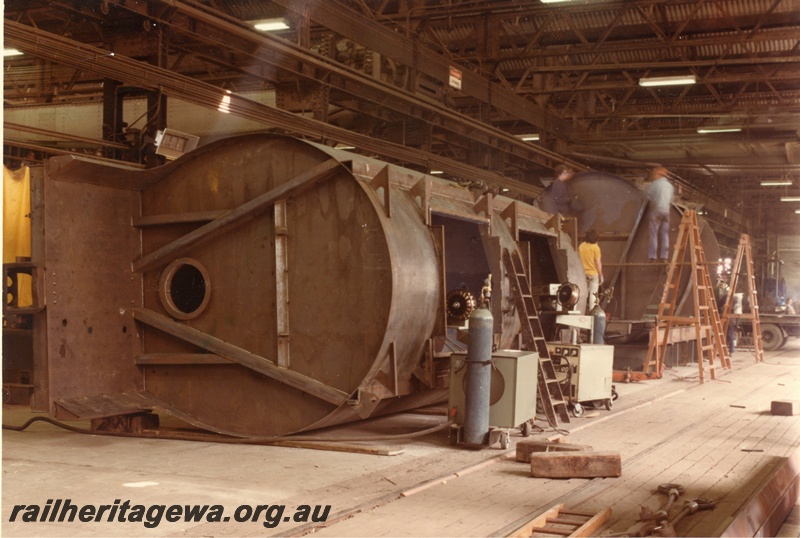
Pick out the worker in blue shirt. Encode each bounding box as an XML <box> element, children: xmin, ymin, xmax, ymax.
<box><xmin>645</xmin><ymin>166</ymin><xmax>675</xmax><ymax>262</ymax></box>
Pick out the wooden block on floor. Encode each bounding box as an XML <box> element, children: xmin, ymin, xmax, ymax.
<box><xmin>516</xmin><ymin>440</ymin><xmax>591</xmax><ymax>463</ymax></box>
<box><xmin>771</xmin><ymin>400</ymin><xmax>800</xmax><ymax>416</ymax></box>
<box><xmin>530</xmin><ymin>451</ymin><xmax>622</xmax><ymax>478</ymax></box>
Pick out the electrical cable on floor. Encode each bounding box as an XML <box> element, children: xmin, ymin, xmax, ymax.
<box><xmin>3</xmin><ymin>415</ymin><xmax>450</xmax><ymax>444</ymax></box>
<box><xmin>534</xmin><ymin>410</ymin><xmax>570</xmax><ymax>437</ymax></box>
<box><xmin>544</xmin><ymin>415</ymin><xmax>570</xmax><ymax>437</ymax></box>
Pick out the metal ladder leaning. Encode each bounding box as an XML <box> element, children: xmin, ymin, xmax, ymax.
<box><xmin>502</xmin><ymin>248</ymin><xmax>571</xmax><ymax>426</ymax></box>
<box><xmin>644</xmin><ymin>209</ymin><xmax>731</xmax><ymax>383</ymax></box>
<box><xmin>721</xmin><ymin>234</ymin><xmax>764</xmax><ymax>362</ymax></box>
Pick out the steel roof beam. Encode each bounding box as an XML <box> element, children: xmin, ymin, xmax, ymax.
<box><xmin>92</xmin><ymin>0</ymin><xmax>573</xmax><ymax>173</ymax></box>
<box><xmin>268</xmin><ymin>0</ymin><xmax>574</xmax><ymax>139</ymax></box>
<box><xmin>4</xmin><ymin>19</ymin><xmax>545</xmax><ymax>198</ymax></box>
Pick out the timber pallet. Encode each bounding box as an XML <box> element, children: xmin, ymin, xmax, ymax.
<box><xmin>506</xmin><ymin>503</ymin><xmax>612</xmax><ymax>537</ymax></box>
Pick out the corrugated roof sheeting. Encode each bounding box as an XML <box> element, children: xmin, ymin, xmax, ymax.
<box><xmin>426</xmin><ymin>0</ymin><xmax>799</xmax><ymax>55</ymax></box>
<box><xmin>494</xmin><ymin>29</ymin><xmax>796</xmax><ymax>74</ymax></box>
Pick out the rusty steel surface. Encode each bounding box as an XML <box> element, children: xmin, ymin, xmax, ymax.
<box><xmin>39</xmin><ymin>134</ymin><xmax>576</xmax><ymax>437</ymax></box>
<box><xmin>720</xmin><ymin>450</ymin><xmax>800</xmax><ymax>537</ymax></box>
<box><xmin>538</xmin><ymin>171</ymin><xmax>721</xmax><ymax>323</ymax></box>
<box><xmin>43</xmin><ymin>166</ymin><xmax>144</xmax><ymax>415</ymax></box>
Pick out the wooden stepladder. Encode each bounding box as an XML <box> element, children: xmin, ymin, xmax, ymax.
<box><xmin>721</xmin><ymin>234</ymin><xmax>764</xmax><ymax>362</ymax></box>
<box><xmin>503</xmin><ymin>248</ymin><xmax>570</xmax><ymax>426</ymax></box>
<box><xmin>644</xmin><ymin>210</ymin><xmax>731</xmax><ymax>383</ymax></box>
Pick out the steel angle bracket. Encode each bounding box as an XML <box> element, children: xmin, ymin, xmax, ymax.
<box><xmin>409</xmin><ymin>175</ymin><xmax>432</xmax><ymax>225</ymax></box>
<box><xmin>473</xmin><ymin>192</ymin><xmax>494</xmax><ymax>235</ymax></box>
<box><xmin>412</xmin><ymin>339</ymin><xmax>436</xmax><ymax>388</ymax></box>
<box><xmin>368</xmin><ymin>165</ymin><xmax>393</xmax><ymax>218</ymax></box>
<box><xmin>346</xmin><ymin>388</ymin><xmax>384</xmax><ymax>419</ymax></box>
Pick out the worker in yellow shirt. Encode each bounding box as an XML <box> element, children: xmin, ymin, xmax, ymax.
<box><xmin>578</xmin><ymin>229</ymin><xmax>603</xmax><ymax>311</ymax></box>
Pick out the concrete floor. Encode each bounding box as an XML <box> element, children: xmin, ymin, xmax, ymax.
<box><xmin>3</xmin><ymin>340</ymin><xmax>799</xmax><ymax>537</ymax></box>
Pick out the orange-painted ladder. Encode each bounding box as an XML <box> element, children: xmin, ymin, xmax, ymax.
<box><xmin>643</xmin><ymin>210</ymin><xmax>731</xmax><ymax>383</ymax></box>
<box><xmin>721</xmin><ymin>234</ymin><xmax>764</xmax><ymax>362</ymax></box>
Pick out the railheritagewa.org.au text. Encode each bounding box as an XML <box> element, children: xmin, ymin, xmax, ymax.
<box><xmin>8</xmin><ymin>499</ymin><xmax>331</xmax><ymax>529</ymax></box>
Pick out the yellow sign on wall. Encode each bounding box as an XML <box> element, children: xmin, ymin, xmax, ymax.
<box><xmin>3</xmin><ymin>165</ymin><xmax>32</xmax><ymax>306</ymax></box>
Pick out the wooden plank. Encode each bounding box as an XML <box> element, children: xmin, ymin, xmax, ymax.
<box><xmin>530</xmin><ymin>451</ymin><xmax>622</xmax><ymax>479</ymax></box>
<box><xmin>133</xmin><ymin>158</ymin><xmax>342</xmax><ymax>273</ymax></box>
<box><xmin>563</xmin><ymin>360</ymin><xmax>800</xmax><ymax>537</ymax></box>
<box><xmin>274</xmin><ymin>351</ymin><xmax>800</xmax><ymax>538</ymax></box>
<box><xmin>506</xmin><ymin>504</ymin><xmax>564</xmax><ymax>538</ymax></box>
<box><xmin>559</xmin><ymin>509</ymin><xmax>601</xmax><ymax>518</ymax></box>
<box><xmin>547</xmin><ymin>516</ymin><xmax>589</xmax><ymax>526</ymax></box>
<box><xmin>270</xmin><ymin>440</ymin><xmax>404</xmax><ymax>457</ymax></box>
<box><xmin>570</xmin><ymin>506</ymin><xmax>613</xmax><ymax>537</ymax></box>
<box><xmin>132</xmin><ymin>307</ymin><xmax>349</xmax><ymax>406</ymax></box>
<box><xmin>54</xmin><ymin>391</ymin><xmax>156</xmax><ymax>420</ymax></box>
<box><xmin>528</xmin><ymin>525</ymin><xmax>572</xmax><ymax>536</ymax></box>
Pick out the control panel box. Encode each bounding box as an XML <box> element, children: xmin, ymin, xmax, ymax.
<box><xmin>449</xmin><ymin>350</ymin><xmax>538</xmax><ymax>428</ymax></box>
<box><xmin>547</xmin><ymin>343</ymin><xmax>613</xmax><ymax>404</ymax></box>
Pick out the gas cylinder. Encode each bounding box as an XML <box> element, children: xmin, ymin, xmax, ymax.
<box><xmin>463</xmin><ymin>306</ymin><xmax>493</xmax><ymax>446</ymax></box>
<box><xmin>590</xmin><ymin>301</ymin><xmax>606</xmax><ymax>344</ymax></box>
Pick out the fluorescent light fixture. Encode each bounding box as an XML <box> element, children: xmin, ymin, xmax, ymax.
<box><xmin>334</xmin><ymin>144</ymin><xmax>355</xmax><ymax>150</ymax></box>
<box><xmin>430</xmin><ymin>170</ymin><xmax>444</xmax><ymax>175</ymax></box>
<box><xmin>796</xmin><ymin>209</ymin><xmax>800</xmax><ymax>214</ymax></box>
<box><xmin>697</xmin><ymin>126</ymin><xmax>742</xmax><ymax>134</ymax></box>
<box><xmin>518</xmin><ymin>134</ymin><xmax>540</xmax><ymax>141</ymax></box>
<box><xmin>639</xmin><ymin>75</ymin><xmax>696</xmax><ymax>87</ymax></box>
<box><xmin>780</xmin><ymin>196</ymin><xmax>800</xmax><ymax>202</ymax></box>
<box><xmin>4</xmin><ymin>48</ymin><xmax>23</xmax><ymax>57</ymax></box>
<box><xmin>253</xmin><ymin>18</ymin><xmax>290</xmax><ymax>31</ymax></box>
<box><xmin>218</xmin><ymin>92</ymin><xmax>231</xmax><ymax>114</ymax></box>
<box><xmin>154</xmin><ymin>128</ymin><xmax>199</xmax><ymax>160</ymax></box>
<box><xmin>760</xmin><ymin>180</ymin><xmax>793</xmax><ymax>186</ymax></box>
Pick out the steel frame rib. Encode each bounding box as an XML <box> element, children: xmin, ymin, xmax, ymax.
<box><xmin>132</xmin><ymin>158</ymin><xmax>343</xmax><ymax>273</ymax></box>
<box><xmin>132</xmin><ymin>308</ymin><xmax>350</xmax><ymax>406</ymax></box>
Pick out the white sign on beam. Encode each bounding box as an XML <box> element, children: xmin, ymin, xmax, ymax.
<box><xmin>449</xmin><ymin>67</ymin><xmax>462</xmax><ymax>90</ymax></box>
